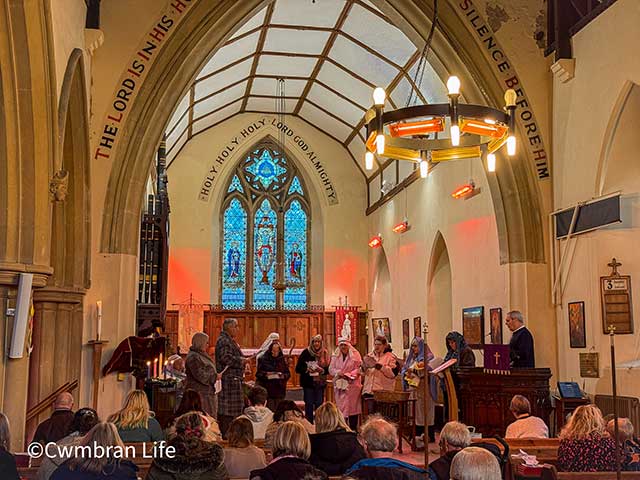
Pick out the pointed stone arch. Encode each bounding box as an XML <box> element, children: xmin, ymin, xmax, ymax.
<box><xmin>100</xmin><ymin>0</ymin><xmax>546</xmax><ymax>265</ymax></box>
<box><xmin>426</xmin><ymin>231</ymin><xmax>453</xmax><ymax>356</ymax></box>
<box><xmin>595</xmin><ymin>81</ymin><xmax>640</xmax><ymax>196</ymax></box>
<box><xmin>28</xmin><ymin>48</ymin><xmax>91</xmax><ymax>445</ymax></box>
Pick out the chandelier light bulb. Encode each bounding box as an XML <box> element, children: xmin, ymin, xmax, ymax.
<box><xmin>376</xmin><ymin>134</ymin><xmax>385</xmax><ymax>155</ymax></box>
<box><xmin>487</xmin><ymin>153</ymin><xmax>496</xmax><ymax>172</ymax></box>
<box><xmin>504</xmin><ymin>89</ymin><xmax>517</xmax><ymax>107</ymax></box>
<box><xmin>447</xmin><ymin>76</ymin><xmax>461</xmax><ymax>95</ymax></box>
<box><xmin>507</xmin><ymin>135</ymin><xmax>516</xmax><ymax>156</ymax></box>
<box><xmin>450</xmin><ymin>125</ymin><xmax>460</xmax><ymax>146</ymax></box>
<box><xmin>373</xmin><ymin>87</ymin><xmax>386</xmax><ymax>106</ymax></box>
<box><xmin>419</xmin><ymin>159</ymin><xmax>428</xmax><ymax>178</ymax></box>
<box><xmin>365</xmin><ymin>151</ymin><xmax>374</xmax><ymax>170</ymax></box>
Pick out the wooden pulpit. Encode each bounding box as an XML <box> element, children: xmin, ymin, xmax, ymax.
<box><xmin>457</xmin><ymin>367</ymin><xmax>552</xmax><ymax>437</ymax></box>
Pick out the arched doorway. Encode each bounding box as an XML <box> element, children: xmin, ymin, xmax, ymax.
<box><xmin>427</xmin><ymin>232</ymin><xmax>452</xmax><ymax>358</ymax></box>
<box><xmin>370</xmin><ymin>246</ymin><xmax>392</xmax><ymax>348</ymax></box>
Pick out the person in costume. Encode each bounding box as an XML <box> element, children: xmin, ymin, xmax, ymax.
<box><xmin>295</xmin><ymin>334</ymin><xmax>330</xmax><ymax>422</ymax></box>
<box><xmin>402</xmin><ymin>336</ymin><xmax>437</xmax><ymax>443</ymax></box>
<box><xmin>329</xmin><ymin>338</ymin><xmax>362</xmax><ymax>430</ymax></box>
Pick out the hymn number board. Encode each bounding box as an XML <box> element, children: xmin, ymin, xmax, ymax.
<box><xmin>600</xmin><ymin>258</ymin><xmax>633</xmax><ymax>334</ymax></box>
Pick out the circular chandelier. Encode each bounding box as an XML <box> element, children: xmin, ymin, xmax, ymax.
<box><xmin>364</xmin><ymin>77</ymin><xmax>518</xmax><ymax>177</ymax></box>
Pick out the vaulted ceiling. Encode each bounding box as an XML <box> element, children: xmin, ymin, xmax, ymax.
<box><xmin>164</xmin><ymin>0</ymin><xmax>448</xmax><ymax>178</ymax></box>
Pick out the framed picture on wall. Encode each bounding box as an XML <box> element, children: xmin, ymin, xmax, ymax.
<box><xmin>372</xmin><ymin>317</ymin><xmax>391</xmax><ymax>343</ymax></box>
<box><xmin>413</xmin><ymin>316</ymin><xmax>421</xmax><ymax>338</ymax></box>
<box><xmin>568</xmin><ymin>301</ymin><xmax>586</xmax><ymax>348</ymax></box>
<box><xmin>489</xmin><ymin>308</ymin><xmax>503</xmax><ymax>344</ymax></box>
<box><xmin>402</xmin><ymin>319</ymin><xmax>410</xmax><ymax>349</ymax></box>
<box><xmin>463</xmin><ymin>306</ymin><xmax>485</xmax><ymax>348</ymax></box>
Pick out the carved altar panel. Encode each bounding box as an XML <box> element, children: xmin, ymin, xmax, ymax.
<box><xmin>255</xmin><ymin>316</ymin><xmax>279</xmax><ymax>346</ymax></box>
<box><xmin>170</xmin><ymin>309</ymin><xmax>330</xmax><ymax>354</ymax></box>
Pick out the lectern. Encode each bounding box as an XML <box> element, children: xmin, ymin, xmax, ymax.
<box><xmin>457</xmin><ymin>367</ymin><xmax>552</xmax><ymax>437</ymax></box>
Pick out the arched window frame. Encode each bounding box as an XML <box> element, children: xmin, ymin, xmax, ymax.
<box><xmin>220</xmin><ymin>140</ymin><xmax>311</xmax><ymax>310</ymax></box>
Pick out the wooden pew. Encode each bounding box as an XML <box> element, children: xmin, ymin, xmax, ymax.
<box><xmin>556</xmin><ymin>474</ymin><xmax>640</xmax><ymax>479</ymax></box>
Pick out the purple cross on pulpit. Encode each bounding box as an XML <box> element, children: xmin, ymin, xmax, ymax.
<box><xmin>484</xmin><ymin>344</ymin><xmax>510</xmax><ymax>374</ymax></box>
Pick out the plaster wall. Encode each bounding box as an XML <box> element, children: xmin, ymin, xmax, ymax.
<box><xmin>367</xmin><ymin>158</ymin><xmax>512</xmax><ymax>361</ymax></box>
<box><xmin>50</xmin><ymin>0</ymin><xmax>87</xmax><ymax>97</ymax></box>
<box><xmin>552</xmin><ymin>0</ymin><xmax>640</xmax><ymax>397</ymax></box>
<box><xmin>166</xmin><ymin>113</ymin><xmax>369</xmax><ymax>309</ymax></box>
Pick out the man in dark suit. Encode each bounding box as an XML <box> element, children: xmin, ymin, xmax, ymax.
<box><xmin>506</xmin><ymin>310</ymin><xmax>535</xmax><ymax>368</ymax></box>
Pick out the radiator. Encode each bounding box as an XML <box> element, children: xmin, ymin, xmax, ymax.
<box><xmin>595</xmin><ymin>394</ymin><xmax>640</xmax><ymax>428</ymax></box>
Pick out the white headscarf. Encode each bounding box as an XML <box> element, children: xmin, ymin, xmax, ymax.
<box><xmin>256</xmin><ymin>332</ymin><xmax>280</xmax><ymax>359</ymax></box>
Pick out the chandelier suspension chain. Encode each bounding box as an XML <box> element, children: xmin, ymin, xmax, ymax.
<box><xmin>406</xmin><ymin>0</ymin><xmax>438</xmax><ymax>108</ymax></box>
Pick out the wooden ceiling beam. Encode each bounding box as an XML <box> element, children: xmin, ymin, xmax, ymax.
<box><xmin>240</xmin><ymin>3</ymin><xmax>275</xmax><ymax>113</ymax></box>
<box><xmin>292</xmin><ymin>0</ymin><xmax>353</xmax><ymax>115</ymax></box>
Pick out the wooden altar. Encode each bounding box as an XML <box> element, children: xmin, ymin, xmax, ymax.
<box><xmin>457</xmin><ymin>367</ymin><xmax>552</xmax><ymax>437</ymax></box>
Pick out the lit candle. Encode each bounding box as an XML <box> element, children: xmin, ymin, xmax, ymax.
<box><xmin>159</xmin><ymin>353</ymin><xmax>163</xmax><ymax>375</ymax></box>
<box><xmin>96</xmin><ymin>301</ymin><xmax>103</xmax><ymax>341</ymax></box>
<box><xmin>153</xmin><ymin>358</ymin><xmax>158</xmax><ymax>378</ymax></box>
<box><xmin>164</xmin><ymin>360</ymin><xmax>168</xmax><ymax>380</ymax></box>
<box><xmin>146</xmin><ymin>361</ymin><xmax>151</xmax><ymax>379</ymax></box>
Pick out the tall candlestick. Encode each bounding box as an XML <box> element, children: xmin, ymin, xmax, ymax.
<box><xmin>153</xmin><ymin>358</ymin><xmax>158</xmax><ymax>378</ymax></box>
<box><xmin>146</xmin><ymin>361</ymin><xmax>151</xmax><ymax>379</ymax></box>
<box><xmin>159</xmin><ymin>353</ymin><xmax>163</xmax><ymax>375</ymax></box>
<box><xmin>96</xmin><ymin>301</ymin><xmax>103</xmax><ymax>341</ymax></box>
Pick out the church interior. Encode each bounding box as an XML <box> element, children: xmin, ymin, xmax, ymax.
<box><xmin>2</xmin><ymin>0</ymin><xmax>640</xmax><ymax>478</ymax></box>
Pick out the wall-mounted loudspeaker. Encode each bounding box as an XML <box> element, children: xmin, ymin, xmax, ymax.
<box><xmin>9</xmin><ymin>273</ymin><xmax>33</xmax><ymax>359</ymax></box>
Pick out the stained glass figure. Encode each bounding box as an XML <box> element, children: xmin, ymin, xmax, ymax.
<box><xmin>287</xmin><ymin>176</ymin><xmax>304</xmax><ymax>196</ymax></box>
<box><xmin>222</xmin><ymin>198</ymin><xmax>247</xmax><ymax>308</ymax></box>
<box><xmin>227</xmin><ymin>175</ymin><xmax>244</xmax><ymax>193</ymax></box>
<box><xmin>284</xmin><ymin>200</ymin><xmax>307</xmax><ymax>308</ymax></box>
<box><xmin>253</xmin><ymin>199</ymin><xmax>277</xmax><ymax>309</ymax></box>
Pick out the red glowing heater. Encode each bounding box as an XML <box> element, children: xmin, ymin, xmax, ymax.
<box><xmin>368</xmin><ymin>235</ymin><xmax>383</xmax><ymax>248</ymax></box>
<box><xmin>451</xmin><ymin>182</ymin><xmax>475</xmax><ymax>199</ymax></box>
<box><xmin>392</xmin><ymin>220</ymin><xmax>410</xmax><ymax>234</ymax></box>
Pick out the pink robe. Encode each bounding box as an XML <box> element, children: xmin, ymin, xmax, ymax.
<box><xmin>329</xmin><ymin>349</ymin><xmax>362</xmax><ymax>417</ymax></box>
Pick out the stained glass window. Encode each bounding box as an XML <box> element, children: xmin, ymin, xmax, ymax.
<box><xmin>287</xmin><ymin>176</ymin><xmax>304</xmax><ymax>196</ymax></box>
<box><xmin>220</xmin><ymin>143</ymin><xmax>309</xmax><ymax>310</ymax></box>
<box><xmin>284</xmin><ymin>200</ymin><xmax>307</xmax><ymax>308</ymax></box>
<box><xmin>221</xmin><ymin>198</ymin><xmax>247</xmax><ymax>308</ymax></box>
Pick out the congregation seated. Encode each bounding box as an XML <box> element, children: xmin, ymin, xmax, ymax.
<box><xmin>428</xmin><ymin>421</ymin><xmax>471</xmax><ymax>480</ymax></box>
<box><xmin>308</xmin><ymin>402</ymin><xmax>366</xmax><ymax>476</ymax></box>
<box><xmin>223</xmin><ymin>417</ymin><xmax>267</xmax><ymax>478</ymax></box>
<box><xmin>449</xmin><ymin>446</ymin><xmax>501</xmax><ymax>480</ymax></box>
<box><xmin>505</xmin><ymin>394</ymin><xmax>549</xmax><ymax>438</ymax></box>
<box><xmin>345</xmin><ymin>415</ymin><xmax>427</xmax><ymax>480</ymax></box>
<box><xmin>558</xmin><ymin>404</ymin><xmax>616</xmax><ymax>472</ymax></box>
<box><xmin>607</xmin><ymin>417</ymin><xmax>640</xmax><ymax>471</ymax></box>
<box><xmin>37</xmin><ymin>407</ymin><xmax>100</xmax><ymax>480</ymax></box>
<box><xmin>264</xmin><ymin>400</ymin><xmax>314</xmax><ymax>450</ymax></box>
<box><xmin>0</xmin><ymin>413</ymin><xmax>19</xmax><ymax>480</ymax></box>
<box><xmin>108</xmin><ymin>390</ymin><xmax>164</xmax><ymax>443</ymax></box>
<box><xmin>51</xmin><ymin>422</ymin><xmax>138</xmax><ymax>480</ymax></box>
<box><xmin>249</xmin><ymin>421</ymin><xmax>327</xmax><ymax>480</ymax></box>
<box><xmin>165</xmin><ymin>389</ymin><xmax>220</xmax><ymax>441</ymax></box>
<box><xmin>33</xmin><ymin>392</ymin><xmax>75</xmax><ymax>445</ymax></box>
<box><xmin>146</xmin><ymin>412</ymin><xmax>228</xmax><ymax>480</ymax></box>
<box><xmin>240</xmin><ymin>386</ymin><xmax>273</xmax><ymax>440</ymax></box>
